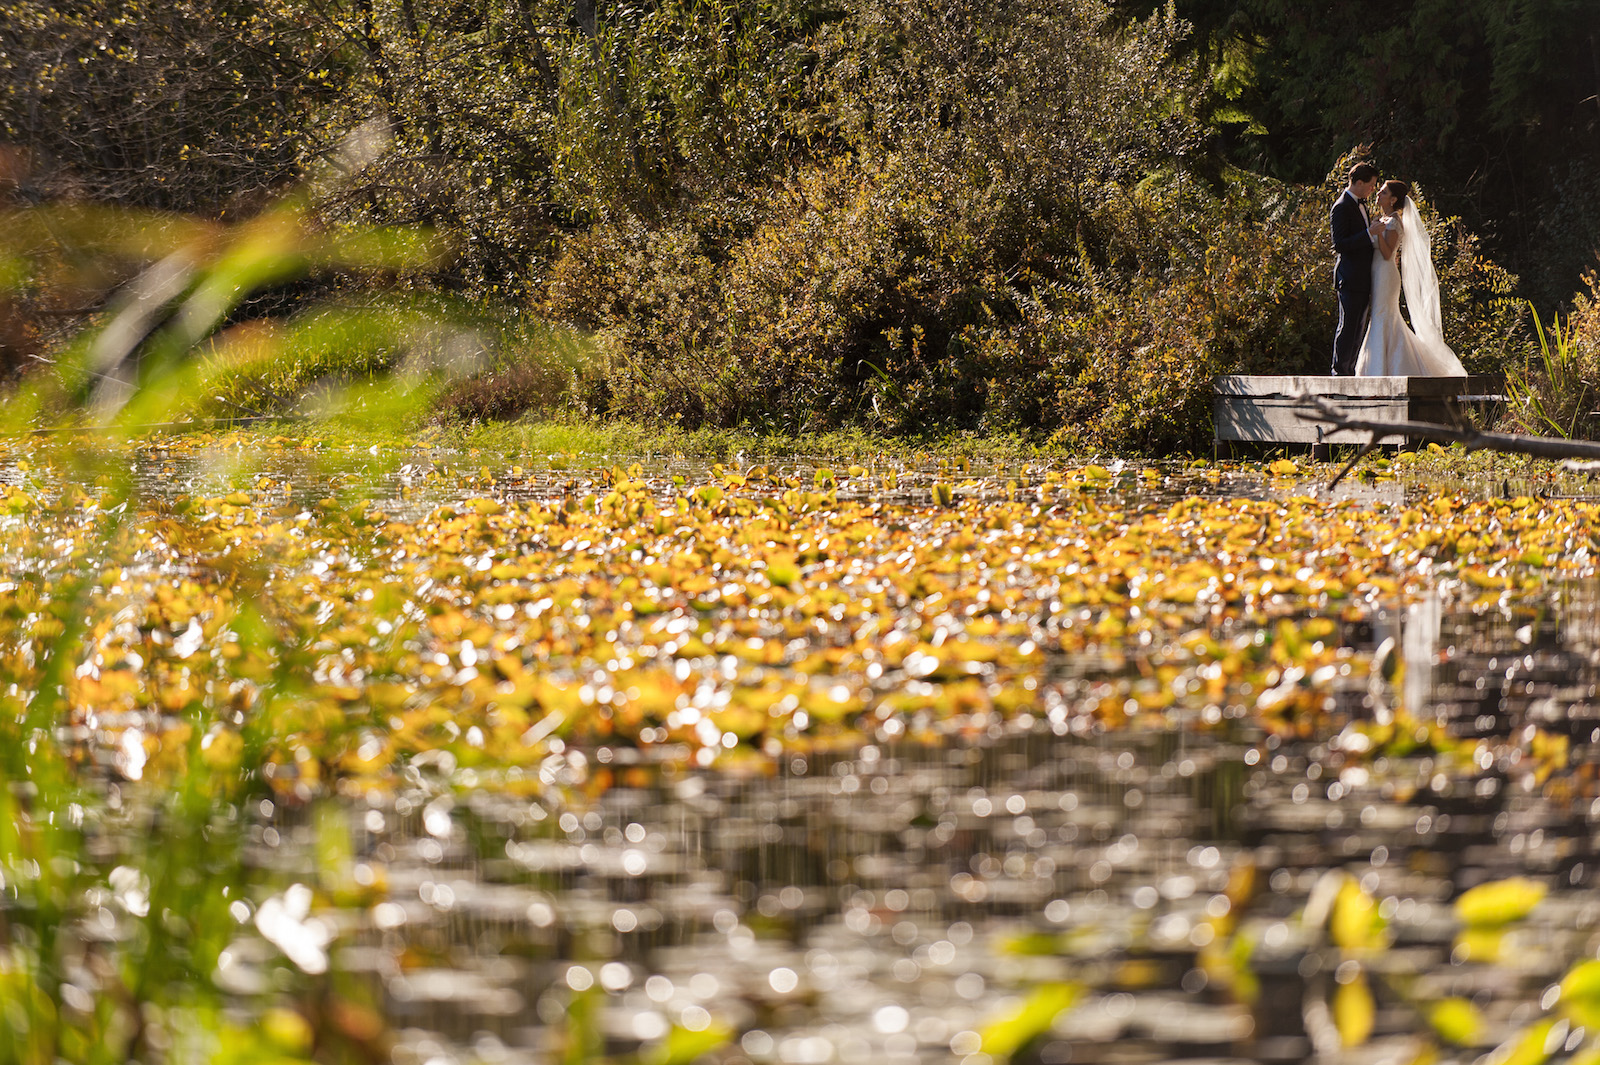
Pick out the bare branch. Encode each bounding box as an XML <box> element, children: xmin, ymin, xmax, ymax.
<box><xmin>1294</xmin><ymin>393</ymin><xmax>1600</xmax><ymax>486</ymax></box>
<box><xmin>1329</xmin><ymin>434</ymin><xmax>1385</xmax><ymax>489</ymax></box>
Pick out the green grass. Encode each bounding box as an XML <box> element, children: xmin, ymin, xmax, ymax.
<box><xmin>428</xmin><ymin>416</ymin><xmax>1094</xmax><ymax>464</ymax></box>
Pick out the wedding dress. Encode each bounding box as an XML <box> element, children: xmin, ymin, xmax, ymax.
<box><xmin>1355</xmin><ymin>200</ymin><xmax>1466</xmax><ymax>377</ymax></box>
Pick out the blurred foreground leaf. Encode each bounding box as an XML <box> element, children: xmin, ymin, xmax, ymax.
<box><xmin>1454</xmin><ymin>877</ymin><xmax>1548</xmax><ymax>927</ymax></box>
<box><xmin>1333</xmin><ymin>972</ymin><xmax>1375</xmax><ymax>1047</ymax></box>
<box><xmin>1496</xmin><ymin>1019</ymin><xmax>1554</xmax><ymax>1065</ymax></box>
<box><xmin>1428</xmin><ymin>996</ymin><xmax>1486</xmax><ymax>1045</ymax></box>
<box><xmin>642</xmin><ymin>1020</ymin><xmax>735</xmax><ymax>1065</ymax></box>
<box><xmin>1560</xmin><ymin>958</ymin><xmax>1600</xmax><ymax>1028</ymax></box>
<box><xmin>980</xmin><ymin>983</ymin><xmax>1081</xmax><ymax>1061</ymax></box>
<box><xmin>1330</xmin><ymin>879</ymin><xmax>1386</xmax><ymax>951</ymax></box>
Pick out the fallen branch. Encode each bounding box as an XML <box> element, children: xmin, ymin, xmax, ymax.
<box><xmin>1294</xmin><ymin>394</ymin><xmax>1600</xmax><ymax>487</ymax></box>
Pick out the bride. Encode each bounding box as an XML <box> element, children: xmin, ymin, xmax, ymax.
<box><xmin>1355</xmin><ymin>179</ymin><xmax>1466</xmax><ymax>377</ymax></box>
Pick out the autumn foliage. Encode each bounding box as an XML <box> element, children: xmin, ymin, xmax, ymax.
<box><xmin>0</xmin><ymin>0</ymin><xmax>1577</xmax><ymax>446</ymax></box>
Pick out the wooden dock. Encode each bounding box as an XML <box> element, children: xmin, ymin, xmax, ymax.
<box><xmin>1212</xmin><ymin>375</ymin><xmax>1504</xmax><ymax>457</ymax></box>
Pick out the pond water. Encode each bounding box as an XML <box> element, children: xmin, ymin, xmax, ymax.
<box><xmin>5</xmin><ymin>440</ymin><xmax>1600</xmax><ymax>1065</ymax></box>
<box><xmin>231</xmin><ymin>585</ymin><xmax>1600</xmax><ymax>1065</ymax></box>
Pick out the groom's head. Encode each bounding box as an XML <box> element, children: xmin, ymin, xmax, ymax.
<box><xmin>1347</xmin><ymin>163</ymin><xmax>1379</xmax><ymax>199</ymax></box>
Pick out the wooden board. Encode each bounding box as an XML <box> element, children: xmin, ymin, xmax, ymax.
<box><xmin>1212</xmin><ymin>375</ymin><xmax>1504</xmax><ymax>445</ymax></box>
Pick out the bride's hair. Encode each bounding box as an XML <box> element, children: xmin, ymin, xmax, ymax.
<box><xmin>1382</xmin><ymin>179</ymin><xmax>1410</xmax><ymax>211</ymax></box>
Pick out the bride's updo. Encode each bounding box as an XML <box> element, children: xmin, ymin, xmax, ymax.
<box><xmin>1382</xmin><ymin>179</ymin><xmax>1410</xmax><ymax>210</ymax></box>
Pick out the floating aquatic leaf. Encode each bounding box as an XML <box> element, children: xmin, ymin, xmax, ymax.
<box><xmin>642</xmin><ymin>1020</ymin><xmax>735</xmax><ymax>1065</ymax></box>
<box><xmin>1332</xmin><ymin>971</ymin><xmax>1375</xmax><ymax>1047</ymax></box>
<box><xmin>979</xmin><ymin>983</ymin><xmax>1081</xmax><ymax>1061</ymax></box>
<box><xmin>1330</xmin><ymin>878</ymin><xmax>1386</xmax><ymax>951</ymax></box>
<box><xmin>1454</xmin><ymin>877</ymin><xmax>1548</xmax><ymax>927</ymax></box>
<box><xmin>1428</xmin><ymin>997</ymin><xmax>1486</xmax><ymax>1045</ymax></box>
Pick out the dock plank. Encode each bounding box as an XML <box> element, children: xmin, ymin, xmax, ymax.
<box><xmin>1212</xmin><ymin>374</ymin><xmax>1502</xmax><ymax>447</ymax></box>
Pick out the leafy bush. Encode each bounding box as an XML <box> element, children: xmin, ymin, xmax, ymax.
<box><xmin>1431</xmin><ymin>210</ymin><xmax>1528</xmax><ymax>375</ymax></box>
<box><xmin>1504</xmin><ymin>277</ymin><xmax>1600</xmax><ymax>439</ymax></box>
<box><xmin>0</xmin><ymin>0</ymin><xmax>329</xmax><ymax>211</ymax></box>
<box><xmin>541</xmin><ymin>135</ymin><xmax>1527</xmax><ymax>451</ymax></box>
<box><xmin>432</xmin><ymin>322</ymin><xmax>596</xmax><ymax>424</ymax></box>
<box><xmin>2</xmin><ymin>0</ymin><xmax>1546</xmax><ymax>451</ymax></box>
<box><xmin>541</xmin><ymin>0</ymin><xmax>1222</xmax><ymax>441</ymax></box>
<box><xmin>543</xmin><ymin>0</ymin><xmax>811</xmax><ymax>222</ymax></box>
<box><xmin>1035</xmin><ymin>169</ymin><xmax>1330</xmax><ymax>449</ymax></box>
<box><xmin>721</xmin><ymin>155</ymin><xmax>1008</xmax><ymax>432</ymax></box>
<box><xmin>544</xmin><ymin>220</ymin><xmax>731</xmax><ymax>423</ymax></box>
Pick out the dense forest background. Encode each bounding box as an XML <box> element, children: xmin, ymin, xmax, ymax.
<box><xmin>3</xmin><ymin>0</ymin><xmax>1598</xmax><ymax>448</ymax></box>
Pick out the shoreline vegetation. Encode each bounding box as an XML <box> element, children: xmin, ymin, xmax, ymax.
<box><xmin>3</xmin><ymin>0</ymin><xmax>1598</xmax><ymax>449</ymax></box>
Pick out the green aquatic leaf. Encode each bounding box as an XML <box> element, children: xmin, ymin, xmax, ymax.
<box><xmin>1428</xmin><ymin>997</ymin><xmax>1486</xmax><ymax>1045</ymax></box>
<box><xmin>1333</xmin><ymin>972</ymin><xmax>1374</xmax><ymax>1047</ymax></box>
<box><xmin>1330</xmin><ymin>879</ymin><xmax>1385</xmax><ymax>951</ymax></box>
<box><xmin>643</xmin><ymin>1020</ymin><xmax>734</xmax><ymax>1065</ymax></box>
<box><xmin>1454</xmin><ymin>877</ymin><xmax>1548</xmax><ymax>927</ymax></box>
<box><xmin>979</xmin><ymin>982</ymin><xmax>1081</xmax><ymax>1061</ymax></box>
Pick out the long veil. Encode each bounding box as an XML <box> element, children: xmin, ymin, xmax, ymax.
<box><xmin>1399</xmin><ymin>199</ymin><xmax>1467</xmax><ymax>375</ymax></box>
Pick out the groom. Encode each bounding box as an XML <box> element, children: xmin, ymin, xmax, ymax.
<box><xmin>1330</xmin><ymin>162</ymin><xmax>1379</xmax><ymax>375</ymax></box>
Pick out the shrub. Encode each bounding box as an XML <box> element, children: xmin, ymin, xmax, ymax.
<box><xmin>432</xmin><ymin>323</ymin><xmax>597</xmax><ymax>424</ymax></box>
<box><xmin>973</xmin><ymin>169</ymin><xmax>1334</xmax><ymax>450</ymax></box>
<box><xmin>541</xmin><ymin>0</ymin><xmax>1216</xmax><ymax>439</ymax></box>
<box><xmin>532</xmin><ymin>6</ymin><xmax>1531</xmax><ymax>452</ymax></box>
<box><xmin>0</xmin><ymin>0</ymin><xmax>330</xmax><ymax>212</ymax></box>
<box><xmin>544</xmin><ymin>220</ymin><xmax>734</xmax><ymax>424</ymax></box>
<box><xmin>1504</xmin><ymin>276</ymin><xmax>1600</xmax><ymax>439</ymax></box>
<box><xmin>721</xmin><ymin>155</ymin><xmax>1004</xmax><ymax>433</ymax></box>
<box><xmin>1432</xmin><ymin>216</ymin><xmax>1529</xmax><ymax>375</ymax></box>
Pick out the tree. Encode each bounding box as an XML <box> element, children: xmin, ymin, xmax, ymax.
<box><xmin>1109</xmin><ymin>0</ymin><xmax>1600</xmax><ymax>306</ymax></box>
<box><xmin>0</xmin><ymin>0</ymin><xmax>336</xmax><ymax>213</ymax></box>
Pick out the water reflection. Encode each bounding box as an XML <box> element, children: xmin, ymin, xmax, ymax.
<box><xmin>1402</xmin><ymin>593</ymin><xmax>1442</xmax><ymax>716</ymax></box>
<box><xmin>0</xmin><ymin>440</ymin><xmax>1456</xmax><ymax>523</ymax></box>
<box><xmin>184</xmin><ymin>579</ymin><xmax>1598</xmax><ymax>1063</ymax></box>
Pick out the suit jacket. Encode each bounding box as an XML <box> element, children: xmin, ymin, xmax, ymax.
<box><xmin>1331</xmin><ymin>190</ymin><xmax>1373</xmax><ymax>293</ymax></box>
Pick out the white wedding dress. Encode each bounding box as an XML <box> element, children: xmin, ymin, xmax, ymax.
<box><xmin>1355</xmin><ymin>200</ymin><xmax>1466</xmax><ymax>377</ymax></box>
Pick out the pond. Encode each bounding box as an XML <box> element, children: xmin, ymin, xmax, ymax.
<box><xmin>2</xmin><ymin>437</ymin><xmax>1599</xmax><ymax>1065</ymax></box>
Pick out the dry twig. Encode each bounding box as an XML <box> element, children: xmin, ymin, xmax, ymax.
<box><xmin>1293</xmin><ymin>394</ymin><xmax>1600</xmax><ymax>487</ymax></box>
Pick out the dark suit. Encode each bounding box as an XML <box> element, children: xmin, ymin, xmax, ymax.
<box><xmin>1330</xmin><ymin>190</ymin><xmax>1374</xmax><ymax>375</ymax></box>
